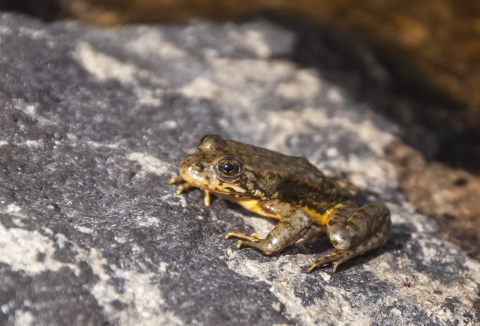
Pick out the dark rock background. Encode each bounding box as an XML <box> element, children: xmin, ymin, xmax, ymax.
<box><xmin>0</xmin><ymin>12</ymin><xmax>479</xmax><ymax>325</ymax></box>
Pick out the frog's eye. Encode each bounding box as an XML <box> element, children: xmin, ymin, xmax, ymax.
<box><xmin>215</xmin><ymin>156</ymin><xmax>242</xmax><ymax>179</ymax></box>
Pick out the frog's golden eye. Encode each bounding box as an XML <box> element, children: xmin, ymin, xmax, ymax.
<box><xmin>215</xmin><ymin>156</ymin><xmax>242</xmax><ymax>179</ymax></box>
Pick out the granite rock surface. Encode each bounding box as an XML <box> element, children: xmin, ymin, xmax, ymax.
<box><xmin>0</xmin><ymin>13</ymin><xmax>479</xmax><ymax>325</ymax></box>
<box><xmin>7</xmin><ymin>0</ymin><xmax>480</xmax><ymax>130</ymax></box>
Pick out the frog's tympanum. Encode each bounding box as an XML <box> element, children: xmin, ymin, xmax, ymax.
<box><xmin>168</xmin><ymin>135</ymin><xmax>391</xmax><ymax>272</ymax></box>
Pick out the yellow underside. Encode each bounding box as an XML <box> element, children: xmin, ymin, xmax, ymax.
<box><xmin>233</xmin><ymin>198</ymin><xmax>282</xmax><ymax>219</ymax></box>
<box><xmin>302</xmin><ymin>206</ymin><xmax>329</xmax><ymax>226</ymax></box>
<box><xmin>220</xmin><ymin>196</ymin><xmax>329</xmax><ymax>225</ymax></box>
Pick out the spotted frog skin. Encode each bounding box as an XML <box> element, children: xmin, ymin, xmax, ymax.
<box><xmin>168</xmin><ymin>135</ymin><xmax>391</xmax><ymax>272</ymax></box>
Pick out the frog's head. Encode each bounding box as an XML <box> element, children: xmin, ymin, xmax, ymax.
<box><xmin>179</xmin><ymin>135</ymin><xmax>261</xmax><ymax>197</ymax></box>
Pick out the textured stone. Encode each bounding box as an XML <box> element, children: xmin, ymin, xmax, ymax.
<box><xmin>0</xmin><ymin>13</ymin><xmax>479</xmax><ymax>325</ymax></box>
<box><xmin>4</xmin><ymin>0</ymin><xmax>480</xmax><ymax>129</ymax></box>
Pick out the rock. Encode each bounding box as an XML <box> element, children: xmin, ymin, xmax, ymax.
<box><xmin>5</xmin><ymin>1</ymin><xmax>480</xmax><ymax>129</ymax></box>
<box><xmin>0</xmin><ymin>13</ymin><xmax>478</xmax><ymax>325</ymax></box>
<box><xmin>385</xmin><ymin>139</ymin><xmax>480</xmax><ymax>262</ymax></box>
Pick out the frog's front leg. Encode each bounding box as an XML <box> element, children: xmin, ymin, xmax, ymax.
<box><xmin>225</xmin><ymin>200</ymin><xmax>312</xmax><ymax>255</ymax></box>
<box><xmin>167</xmin><ymin>176</ymin><xmax>212</xmax><ymax>206</ymax></box>
<box><xmin>167</xmin><ymin>176</ymin><xmax>195</xmax><ymax>194</ymax></box>
<box><xmin>308</xmin><ymin>202</ymin><xmax>391</xmax><ymax>272</ymax></box>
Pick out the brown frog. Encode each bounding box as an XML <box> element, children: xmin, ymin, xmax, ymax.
<box><xmin>168</xmin><ymin>135</ymin><xmax>391</xmax><ymax>272</ymax></box>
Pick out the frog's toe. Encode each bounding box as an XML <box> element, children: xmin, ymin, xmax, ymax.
<box><xmin>308</xmin><ymin>247</ymin><xmax>364</xmax><ymax>273</ymax></box>
<box><xmin>168</xmin><ymin>176</ymin><xmax>196</xmax><ymax>194</ymax></box>
<box><xmin>308</xmin><ymin>247</ymin><xmax>367</xmax><ymax>272</ymax></box>
<box><xmin>307</xmin><ymin>249</ymin><xmax>344</xmax><ymax>273</ymax></box>
<box><xmin>167</xmin><ymin>176</ymin><xmax>184</xmax><ymax>185</ymax></box>
<box><xmin>235</xmin><ymin>233</ymin><xmax>264</xmax><ymax>249</ymax></box>
<box><xmin>172</xmin><ymin>182</ymin><xmax>196</xmax><ymax>195</ymax></box>
<box><xmin>249</xmin><ymin>232</ymin><xmax>263</xmax><ymax>239</ymax></box>
<box><xmin>309</xmin><ymin>232</ymin><xmax>387</xmax><ymax>273</ymax></box>
<box><xmin>224</xmin><ymin>231</ymin><xmax>261</xmax><ymax>242</ymax></box>
<box><xmin>203</xmin><ymin>190</ymin><xmax>211</xmax><ymax>207</ymax></box>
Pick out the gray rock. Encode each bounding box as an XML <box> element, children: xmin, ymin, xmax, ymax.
<box><xmin>0</xmin><ymin>12</ymin><xmax>478</xmax><ymax>325</ymax></box>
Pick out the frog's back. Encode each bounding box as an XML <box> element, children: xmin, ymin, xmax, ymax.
<box><xmin>226</xmin><ymin>140</ymin><xmax>353</xmax><ymax>216</ymax></box>
<box><xmin>226</xmin><ymin>140</ymin><xmax>323</xmax><ymax>184</ymax></box>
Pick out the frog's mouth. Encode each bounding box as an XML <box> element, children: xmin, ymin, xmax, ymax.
<box><xmin>211</xmin><ymin>190</ymin><xmax>250</xmax><ymax>200</ymax></box>
<box><xmin>179</xmin><ymin>171</ymin><xmax>249</xmax><ymax>200</ymax></box>
<box><xmin>208</xmin><ymin>188</ymin><xmax>250</xmax><ymax>198</ymax></box>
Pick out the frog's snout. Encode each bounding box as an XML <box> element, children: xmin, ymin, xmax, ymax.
<box><xmin>179</xmin><ymin>155</ymin><xmax>208</xmax><ymax>187</ymax></box>
<box><xmin>179</xmin><ymin>155</ymin><xmax>204</xmax><ymax>172</ymax></box>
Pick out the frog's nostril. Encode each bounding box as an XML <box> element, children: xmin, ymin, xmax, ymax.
<box><xmin>195</xmin><ymin>162</ymin><xmax>204</xmax><ymax>171</ymax></box>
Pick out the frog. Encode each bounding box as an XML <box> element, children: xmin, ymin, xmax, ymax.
<box><xmin>168</xmin><ymin>135</ymin><xmax>391</xmax><ymax>272</ymax></box>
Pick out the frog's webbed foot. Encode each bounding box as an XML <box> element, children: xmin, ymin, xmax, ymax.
<box><xmin>225</xmin><ymin>201</ymin><xmax>312</xmax><ymax>255</ymax></box>
<box><xmin>308</xmin><ymin>202</ymin><xmax>391</xmax><ymax>273</ymax></box>
<box><xmin>167</xmin><ymin>176</ymin><xmax>212</xmax><ymax>206</ymax></box>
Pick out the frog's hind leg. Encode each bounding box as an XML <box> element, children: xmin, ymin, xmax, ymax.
<box><xmin>308</xmin><ymin>214</ymin><xmax>391</xmax><ymax>272</ymax></box>
<box><xmin>309</xmin><ymin>202</ymin><xmax>391</xmax><ymax>272</ymax></box>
